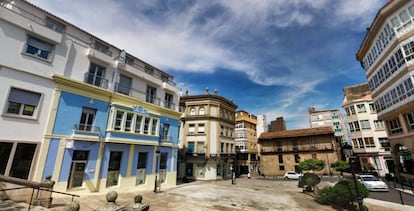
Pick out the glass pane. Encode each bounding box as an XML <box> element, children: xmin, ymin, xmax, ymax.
<box><xmin>22</xmin><ymin>105</ymin><xmax>35</xmax><ymax>116</ymax></box>
<box><xmin>107</xmin><ymin>151</ymin><xmax>122</xmax><ymax>187</ymax></box>
<box><xmin>0</xmin><ymin>142</ymin><xmax>13</xmax><ymax>175</ymax></box>
<box><xmin>7</xmin><ymin>102</ymin><xmax>21</xmax><ymax>114</ymax></box>
<box><xmin>10</xmin><ymin>143</ymin><xmax>36</xmax><ymax>179</ymax></box>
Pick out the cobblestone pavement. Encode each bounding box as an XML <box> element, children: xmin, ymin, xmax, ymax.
<box><xmin>46</xmin><ymin>177</ymin><xmax>414</xmax><ymax>211</ymax></box>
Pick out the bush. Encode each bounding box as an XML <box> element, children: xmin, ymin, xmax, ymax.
<box><xmin>316</xmin><ymin>179</ymin><xmax>369</xmax><ymax>209</ymax></box>
<box><xmin>300</xmin><ymin>173</ymin><xmax>321</xmax><ymax>192</ymax></box>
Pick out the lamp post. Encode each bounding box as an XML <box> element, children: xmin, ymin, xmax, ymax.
<box><xmin>343</xmin><ymin>144</ymin><xmax>363</xmax><ymax>211</ymax></box>
<box><xmin>154</xmin><ymin>148</ymin><xmax>160</xmax><ymax>193</ymax></box>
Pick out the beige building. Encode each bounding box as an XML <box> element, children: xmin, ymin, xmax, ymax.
<box><xmin>178</xmin><ymin>88</ymin><xmax>238</xmax><ymax>180</ymax></box>
<box><xmin>342</xmin><ymin>83</ymin><xmax>392</xmax><ymax>176</ymax></box>
<box><xmin>356</xmin><ymin>0</ymin><xmax>414</xmax><ymax>180</ymax></box>
<box><xmin>258</xmin><ymin>127</ymin><xmax>339</xmax><ymax>176</ymax></box>
<box><xmin>234</xmin><ymin>110</ymin><xmax>258</xmax><ymax>175</ymax></box>
<box><xmin>308</xmin><ymin>107</ymin><xmax>349</xmax><ymax>145</ymax></box>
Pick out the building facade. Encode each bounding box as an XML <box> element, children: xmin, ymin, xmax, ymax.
<box><xmin>178</xmin><ymin>88</ymin><xmax>238</xmax><ymax>180</ymax></box>
<box><xmin>234</xmin><ymin>110</ymin><xmax>258</xmax><ymax>175</ymax></box>
<box><xmin>258</xmin><ymin>127</ymin><xmax>339</xmax><ymax>176</ymax></box>
<box><xmin>268</xmin><ymin>117</ymin><xmax>287</xmax><ymax>132</ymax></box>
<box><xmin>0</xmin><ymin>0</ymin><xmax>181</xmax><ymax>193</ymax></box>
<box><xmin>342</xmin><ymin>83</ymin><xmax>392</xmax><ymax>176</ymax></box>
<box><xmin>308</xmin><ymin>107</ymin><xmax>349</xmax><ymax>145</ymax></box>
<box><xmin>356</xmin><ymin>0</ymin><xmax>414</xmax><ymax>180</ymax></box>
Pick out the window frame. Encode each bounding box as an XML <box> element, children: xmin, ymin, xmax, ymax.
<box><xmin>4</xmin><ymin>87</ymin><xmax>42</xmax><ymax>119</ymax></box>
<box><xmin>23</xmin><ymin>35</ymin><xmax>55</xmax><ymax>62</ymax></box>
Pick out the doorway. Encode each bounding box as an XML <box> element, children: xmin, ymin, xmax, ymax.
<box><xmin>106</xmin><ymin>151</ymin><xmax>122</xmax><ymax>187</ymax></box>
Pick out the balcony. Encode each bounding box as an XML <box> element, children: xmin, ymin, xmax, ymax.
<box><xmin>0</xmin><ymin>1</ymin><xmax>62</xmax><ymax>43</ymax></box>
<box><xmin>72</xmin><ymin>124</ymin><xmax>101</xmax><ymax>141</ymax></box>
<box><xmin>261</xmin><ymin>143</ymin><xmax>334</xmax><ymax>154</ymax></box>
<box><xmin>73</xmin><ymin>124</ymin><xmax>100</xmax><ymax>133</ymax></box>
<box><xmin>160</xmin><ymin>135</ymin><xmax>173</xmax><ymax>144</ymax></box>
<box><xmin>83</xmin><ymin>72</ymin><xmax>108</xmax><ymax>89</ymax></box>
<box><xmin>87</xmin><ymin>48</ymin><xmax>112</xmax><ymax>64</ymax></box>
<box><xmin>353</xmin><ymin>147</ymin><xmax>381</xmax><ymax>154</ymax></box>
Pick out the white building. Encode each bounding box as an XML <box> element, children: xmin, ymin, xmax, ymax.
<box><xmin>308</xmin><ymin>107</ymin><xmax>349</xmax><ymax>145</ymax></box>
<box><xmin>343</xmin><ymin>83</ymin><xmax>392</xmax><ymax>176</ymax></box>
<box><xmin>0</xmin><ymin>0</ymin><xmax>181</xmax><ymax>193</ymax></box>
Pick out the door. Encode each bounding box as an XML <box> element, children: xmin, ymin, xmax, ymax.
<box><xmin>106</xmin><ymin>151</ymin><xmax>122</xmax><ymax>187</ymax></box>
<box><xmin>136</xmin><ymin>152</ymin><xmax>147</xmax><ymax>185</ymax></box>
<box><xmin>68</xmin><ymin>150</ymin><xmax>89</xmax><ymax>189</ymax></box>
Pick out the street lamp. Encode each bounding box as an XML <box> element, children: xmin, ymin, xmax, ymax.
<box><xmin>342</xmin><ymin>144</ymin><xmax>363</xmax><ymax>211</ymax></box>
<box><xmin>154</xmin><ymin>148</ymin><xmax>160</xmax><ymax>193</ymax></box>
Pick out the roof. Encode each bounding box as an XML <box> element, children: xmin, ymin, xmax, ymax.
<box><xmin>258</xmin><ymin>127</ymin><xmax>334</xmax><ymax>140</ymax></box>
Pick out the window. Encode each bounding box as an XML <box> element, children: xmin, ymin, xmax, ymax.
<box><xmin>151</xmin><ymin>119</ymin><xmax>158</xmax><ymax>135</ymax></box>
<box><xmin>197</xmin><ymin>142</ymin><xmax>205</xmax><ymax>153</ymax></box>
<box><xmin>0</xmin><ymin>142</ymin><xmax>37</xmax><ymax>179</ymax></box>
<box><xmin>348</xmin><ymin>122</ymin><xmax>355</xmax><ymax>132</ymax></box>
<box><xmin>406</xmin><ymin>111</ymin><xmax>414</xmax><ymax>130</ymax></box>
<box><xmin>360</xmin><ymin>120</ymin><xmax>371</xmax><ymax>130</ymax></box>
<box><xmin>144</xmin><ymin>65</ymin><xmax>154</xmax><ymax>75</ymax></box>
<box><xmin>294</xmin><ymin>154</ymin><xmax>300</xmax><ymax>163</ymax></box>
<box><xmin>358</xmin><ymin>138</ymin><xmax>364</xmax><ymax>148</ymax></box>
<box><xmin>354</xmin><ymin>121</ymin><xmax>360</xmax><ymax>131</ymax></box>
<box><xmin>369</xmin><ymin>104</ymin><xmax>376</xmax><ymax>113</ymax></box>
<box><xmin>24</xmin><ymin>36</ymin><xmax>54</xmax><ymax>60</ymax></box>
<box><xmin>198</xmin><ymin>123</ymin><xmax>205</xmax><ymax>133</ymax></box>
<box><xmin>312</xmin><ymin>153</ymin><xmax>317</xmax><ymax>159</ymax></box>
<box><xmin>146</xmin><ymin>85</ymin><xmax>157</xmax><ymax>104</ymax></box>
<box><xmin>190</xmin><ymin>108</ymin><xmax>196</xmax><ymax>116</ymax></box>
<box><xmin>188</xmin><ymin>124</ymin><xmax>195</xmax><ymax>133</ymax></box>
<box><xmin>221</xmin><ymin>143</ymin><xmax>224</xmax><ymax>153</ymax></box>
<box><xmin>45</xmin><ymin>17</ymin><xmax>65</xmax><ymax>33</ymax></box>
<box><xmin>162</xmin><ymin>124</ymin><xmax>169</xmax><ymax>140</ymax></box>
<box><xmin>364</xmin><ymin>137</ymin><xmax>375</xmax><ymax>148</ymax></box>
<box><xmin>135</xmin><ymin>116</ymin><xmax>142</xmax><ymax>133</ymax></box>
<box><xmin>114</xmin><ymin>110</ymin><xmax>123</xmax><ymax>130</ymax></box>
<box><xmin>159</xmin><ymin>152</ymin><xmax>167</xmax><ymax>183</ymax></box>
<box><xmin>136</xmin><ymin>152</ymin><xmax>147</xmax><ymax>185</ymax></box>
<box><xmin>349</xmin><ymin>106</ymin><xmax>356</xmax><ymax>115</ymax></box>
<box><xmin>388</xmin><ymin>118</ymin><xmax>403</xmax><ymax>134</ymax></box>
<box><xmin>143</xmin><ymin>117</ymin><xmax>150</xmax><ymax>134</ymax></box>
<box><xmin>79</xmin><ymin>107</ymin><xmax>96</xmax><ymax>131</ymax></box>
<box><xmin>356</xmin><ymin>104</ymin><xmax>366</xmax><ymax>113</ymax></box>
<box><xmin>278</xmin><ymin>154</ymin><xmax>283</xmax><ymax>163</ymax></box>
<box><xmin>86</xmin><ymin>63</ymin><xmax>106</xmax><ymax>88</ymax></box>
<box><xmin>125</xmin><ymin>113</ymin><xmax>133</xmax><ymax>132</ymax></box>
<box><xmin>6</xmin><ymin>88</ymin><xmax>41</xmax><ymax>117</ymax></box>
<box><xmin>93</xmin><ymin>40</ymin><xmax>111</xmax><ymax>56</ymax></box>
<box><xmin>116</xmin><ymin>74</ymin><xmax>132</xmax><ymax>95</ymax></box>
<box><xmin>164</xmin><ymin>93</ymin><xmax>173</xmax><ymax>109</ymax></box>
<box><xmin>188</xmin><ymin>142</ymin><xmax>194</xmax><ymax>153</ymax></box>
<box><xmin>374</xmin><ymin>120</ymin><xmax>384</xmax><ymax>129</ymax></box>
<box><xmin>199</xmin><ymin>107</ymin><xmax>205</xmax><ymax>115</ymax></box>
<box><xmin>279</xmin><ymin>165</ymin><xmax>285</xmax><ymax>170</ymax></box>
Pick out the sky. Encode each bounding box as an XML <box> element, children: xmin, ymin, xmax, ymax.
<box><xmin>29</xmin><ymin>0</ymin><xmax>386</xmax><ymax>129</ymax></box>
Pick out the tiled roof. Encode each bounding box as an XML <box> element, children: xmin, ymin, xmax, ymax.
<box><xmin>258</xmin><ymin>127</ymin><xmax>334</xmax><ymax>140</ymax></box>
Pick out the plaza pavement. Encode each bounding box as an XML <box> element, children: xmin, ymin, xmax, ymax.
<box><xmin>46</xmin><ymin>176</ymin><xmax>414</xmax><ymax>211</ymax></box>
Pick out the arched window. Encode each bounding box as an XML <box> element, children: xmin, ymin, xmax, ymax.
<box><xmin>199</xmin><ymin>107</ymin><xmax>205</xmax><ymax>115</ymax></box>
<box><xmin>190</xmin><ymin>107</ymin><xmax>196</xmax><ymax>116</ymax></box>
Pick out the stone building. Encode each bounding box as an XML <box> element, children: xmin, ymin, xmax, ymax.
<box><xmin>268</xmin><ymin>117</ymin><xmax>287</xmax><ymax>132</ymax></box>
<box><xmin>258</xmin><ymin>127</ymin><xmax>339</xmax><ymax>176</ymax></box>
<box><xmin>178</xmin><ymin>88</ymin><xmax>238</xmax><ymax>180</ymax></box>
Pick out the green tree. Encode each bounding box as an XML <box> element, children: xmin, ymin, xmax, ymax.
<box><xmin>299</xmin><ymin>159</ymin><xmax>325</xmax><ymax>172</ymax></box>
<box><xmin>331</xmin><ymin>160</ymin><xmax>350</xmax><ymax>177</ymax></box>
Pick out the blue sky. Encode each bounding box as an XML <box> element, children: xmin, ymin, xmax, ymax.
<box><xmin>30</xmin><ymin>0</ymin><xmax>386</xmax><ymax>129</ymax></box>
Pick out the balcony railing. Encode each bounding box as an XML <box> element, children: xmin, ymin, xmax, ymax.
<box><xmin>261</xmin><ymin>143</ymin><xmax>334</xmax><ymax>153</ymax></box>
<box><xmin>74</xmin><ymin>124</ymin><xmax>100</xmax><ymax>133</ymax></box>
<box><xmin>83</xmin><ymin>72</ymin><xmax>108</xmax><ymax>89</ymax></box>
<box><xmin>160</xmin><ymin>136</ymin><xmax>173</xmax><ymax>144</ymax></box>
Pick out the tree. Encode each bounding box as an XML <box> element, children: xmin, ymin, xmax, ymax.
<box><xmin>299</xmin><ymin>159</ymin><xmax>325</xmax><ymax>172</ymax></box>
<box><xmin>331</xmin><ymin>160</ymin><xmax>350</xmax><ymax>177</ymax></box>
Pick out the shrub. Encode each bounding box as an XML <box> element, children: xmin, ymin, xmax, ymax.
<box><xmin>300</xmin><ymin>173</ymin><xmax>321</xmax><ymax>192</ymax></box>
<box><xmin>315</xmin><ymin>179</ymin><xmax>369</xmax><ymax>209</ymax></box>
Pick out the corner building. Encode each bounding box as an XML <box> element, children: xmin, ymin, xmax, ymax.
<box><xmin>0</xmin><ymin>0</ymin><xmax>181</xmax><ymax>193</ymax></box>
<box><xmin>178</xmin><ymin>89</ymin><xmax>238</xmax><ymax>180</ymax></box>
<box><xmin>356</xmin><ymin>0</ymin><xmax>414</xmax><ymax>180</ymax></box>
<box><xmin>342</xmin><ymin>83</ymin><xmax>392</xmax><ymax>176</ymax></box>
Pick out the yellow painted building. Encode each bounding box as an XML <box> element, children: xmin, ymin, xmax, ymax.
<box><xmin>235</xmin><ymin>110</ymin><xmax>258</xmax><ymax>175</ymax></box>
